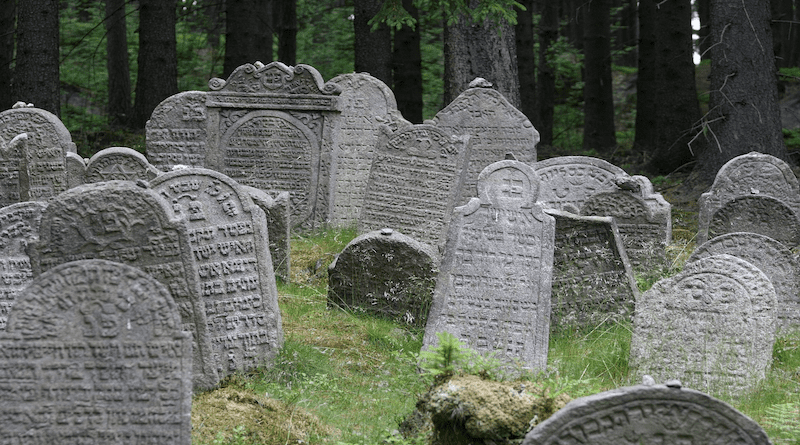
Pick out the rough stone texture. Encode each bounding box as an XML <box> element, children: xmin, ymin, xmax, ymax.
<box><xmin>706</xmin><ymin>195</ymin><xmax>800</xmax><ymax>247</ymax></box>
<box><xmin>85</xmin><ymin>146</ymin><xmax>161</xmax><ymax>183</ymax></box>
<box><xmin>327</xmin><ymin>72</ymin><xmax>407</xmax><ymax>227</ymax></box>
<box><xmin>245</xmin><ymin>186</ymin><xmax>291</xmax><ymax>282</ymax></box>
<box><xmin>146</xmin><ymin>90</ymin><xmax>209</xmax><ymax>169</ymax></box>
<box><xmin>630</xmin><ymin>254</ymin><xmax>777</xmax><ymax>396</ymax></box>
<box><xmin>428</xmin><ymin>83</ymin><xmax>539</xmax><ymax>205</ymax></box>
<box><xmin>0</xmin><ymin>201</ymin><xmax>46</xmax><ymax>331</ymax></box>
<box><xmin>522</xmin><ymin>383</ymin><xmax>772</xmax><ymax>445</ymax></box>
<box><xmin>534</xmin><ymin>156</ymin><xmax>626</xmax><ymax>213</ymax></box>
<box><xmin>0</xmin><ymin>259</ymin><xmax>192</xmax><ymax>445</ymax></box>
<box><xmin>689</xmin><ymin>232</ymin><xmax>800</xmax><ymax>332</ymax></box>
<box><xmin>328</xmin><ymin>228</ymin><xmax>438</xmax><ymax>327</ymax></box>
<box><xmin>424</xmin><ymin>160</ymin><xmax>554</xmax><ymax>372</ymax></box>
<box><xmin>548</xmin><ymin>209</ymin><xmax>639</xmax><ymax>329</ymax></box>
<box><xmin>65</xmin><ymin>151</ymin><xmax>87</xmax><ymax>189</ymax></box>
<box><xmin>29</xmin><ymin>181</ymin><xmax>219</xmax><ymax>390</ymax></box>
<box><xmin>151</xmin><ymin>167</ymin><xmax>284</xmax><ymax>377</ymax></box>
<box><xmin>359</xmin><ymin>123</ymin><xmax>471</xmax><ymax>254</ymax></box>
<box><xmin>698</xmin><ymin>151</ymin><xmax>800</xmax><ymax>245</ymax></box>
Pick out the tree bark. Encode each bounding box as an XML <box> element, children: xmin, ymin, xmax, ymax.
<box><xmin>516</xmin><ymin>0</ymin><xmax>536</xmax><ymax>122</ymax></box>
<box><xmin>771</xmin><ymin>0</ymin><xmax>794</xmax><ymax>68</ymax></box>
<box><xmin>537</xmin><ymin>0</ymin><xmax>558</xmax><ymax>147</ymax></box>
<box><xmin>276</xmin><ymin>0</ymin><xmax>297</xmax><ymax>65</ymax></box>
<box><xmin>697</xmin><ymin>0</ymin><xmax>711</xmax><ymax>61</ymax></box>
<box><xmin>354</xmin><ymin>0</ymin><xmax>392</xmax><ymax>86</ymax></box>
<box><xmin>582</xmin><ymin>0</ymin><xmax>616</xmax><ymax>154</ymax></box>
<box><xmin>392</xmin><ymin>0</ymin><xmax>423</xmax><ymax>123</ymax></box>
<box><xmin>0</xmin><ymin>1</ymin><xmax>15</xmax><ymax>110</ymax></box>
<box><xmin>612</xmin><ymin>0</ymin><xmax>638</xmax><ymax>66</ymax></box>
<box><xmin>634</xmin><ymin>0</ymin><xmax>657</xmax><ymax>157</ymax></box>
<box><xmin>14</xmin><ymin>0</ymin><xmax>60</xmax><ymax>116</ymax></box>
<box><xmin>105</xmin><ymin>0</ymin><xmax>131</xmax><ymax>128</ymax></box>
<box><xmin>224</xmin><ymin>0</ymin><xmax>273</xmax><ymax>77</ymax></box>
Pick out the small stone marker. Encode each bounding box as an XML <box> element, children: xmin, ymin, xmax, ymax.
<box><xmin>151</xmin><ymin>167</ymin><xmax>284</xmax><ymax>376</ymax></box>
<box><xmin>522</xmin><ymin>382</ymin><xmax>772</xmax><ymax>445</ymax></box>
<box><xmin>689</xmin><ymin>232</ymin><xmax>800</xmax><ymax>332</ymax></box>
<box><xmin>630</xmin><ymin>254</ymin><xmax>777</xmax><ymax>396</ymax></box>
<box><xmin>85</xmin><ymin>146</ymin><xmax>161</xmax><ymax>183</ymax></box>
<box><xmin>424</xmin><ymin>160</ymin><xmax>555</xmax><ymax>371</ymax></box>
<box><xmin>0</xmin><ymin>201</ymin><xmax>47</xmax><ymax>330</ymax></box>
<box><xmin>548</xmin><ymin>209</ymin><xmax>639</xmax><ymax>329</ymax></box>
<box><xmin>245</xmin><ymin>186</ymin><xmax>291</xmax><ymax>282</ymax></box>
<box><xmin>328</xmin><ymin>228</ymin><xmax>438</xmax><ymax>327</ymax></box>
<box><xmin>146</xmin><ymin>91</ymin><xmax>209</xmax><ymax>169</ymax></box>
<box><xmin>30</xmin><ymin>180</ymin><xmax>219</xmax><ymax>390</ymax></box>
<box><xmin>706</xmin><ymin>195</ymin><xmax>800</xmax><ymax>247</ymax></box>
<box><xmin>0</xmin><ymin>259</ymin><xmax>192</xmax><ymax>445</ymax></box>
<box><xmin>360</xmin><ymin>123</ymin><xmax>471</xmax><ymax>253</ymax></box>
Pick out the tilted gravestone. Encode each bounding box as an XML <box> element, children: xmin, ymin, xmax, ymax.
<box><xmin>85</xmin><ymin>146</ymin><xmax>161</xmax><ymax>183</ymax></box>
<box><xmin>630</xmin><ymin>254</ymin><xmax>777</xmax><ymax>396</ymax></box>
<box><xmin>705</xmin><ymin>195</ymin><xmax>800</xmax><ymax>247</ymax></box>
<box><xmin>522</xmin><ymin>382</ymin><xmax>772</xmax><ymax>445</ymax></box>
<box><xmin>428</xmin><ymin>78</ymin><xmax>539</xmax><ymax>205</ymax></box>
<box><xmin>327</xmin><ymin>72</ymin><xmax>407</xmax><ymax>227</ymax></box>
<box><xmin>0</xmin><ymin>201</ymin><xmax>47</xmax><ymax>331</ymax></box>
<box><xmin>548</xmin><ymin>209</ymin><xmax>639</xmax><ymax>329</ymax></box>
<box><xmin>689</xmin><ymin>232</ymin><xmax>800</xmax><ymax>332</ymax></box>
<box><xmin>0</xmin><ymin>259</ymin><xmax>192</xmax><ymax>444</ymax></box>
<box><xmin>146</xmin><ymin>90</ymin><xmax>209</xmax><ymax>169</ymax></box>
<box><xmin>534</xmin><ymin>156</ymin><xmax>626</xmax><ymax>213</ymax></box>
<box><xmin>151</xmin><ymin>167</ymin><xmax>284</xmax><ymax>376</ymax></box>
<box><xmin>328</xmin><ymin>228</ymin><xmax>438</xmax><ymax>327</ymax></box>
<box><xmin>423</xmin><ymin>160</ymin><xmax>555</xmax><ymax>372</ymax></box>
<box><xmin>359</xmin><ymin>123</ymin><xmax>471</xmax><ymax>253</ymax></box>
<box><xmin>244</xmin><ymin>186</ymin><xmax>291</xmax><ymax>282</ymax></box>
<box><xmin>29</xmin><ymin>180</ymin><xmax>219</xmax><ymax>390</ymax></box>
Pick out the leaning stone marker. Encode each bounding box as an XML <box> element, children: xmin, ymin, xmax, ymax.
<box><xmin>151</xmin><ymin>167</ymin><xmax>284</xmax><ymax>377</ymax></box>
<box><xmin>706</xmin><ymin>195</ymin><xmax>800</xmax><ymax>247</ymax></box>
<box><xmin>146</xmin><ymin>91</ymin><xmax>209</xmax><ymax>170</ymax></box>
<box><xmin>245</xmin><ymin>186</ymin><xmax>291</xmax><ymax>282</ymax></box>
<box><xmin>0</xmin><ymin>259</ymin><xmax>192</xmax><ymax>445</ymax></box>
<box><xmin>533</xmin><ymin>156</ymin><xmax>626</xmax><ymax>213</ymax></box>
<box><xmin>522</xmin><ymin>382</ymin><xmax>772</xmax><ymax>445</ymax></box>
<box><xmin>85</xmin><ymin>146</ymin><xmax>161</xmax><ymax>183</ymax></box>
<box><xmin>328</xmin><ymin>228</ymin><xmax>438</xmax><ymax>327</ymax></box>
<box><xmin>424</xmin><ymin>160</ymin><xmax>555</xmax><ymax>372</ymax></box>
<box><xmin>630</xmin><ymin>254</ymin><xmax>777</xmax><ymax>396</ymax></box>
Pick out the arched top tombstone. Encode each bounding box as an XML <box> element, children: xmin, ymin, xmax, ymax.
<box><xmin>533</xmin><ymin>156</ymin><xmax>626</xmax><ymax>213</ymax></box>
<box><xmin>208</xmin><ymin>61</ymin><xmax>341</xmax><ymax>98</ymax></box>
<box><xmin>702</xmin><ymin>151</ymin><xmax>800</xmax><ymax>204</ymax></box>
<box><xmin>705</xmin><ymin>195</ymin><xmax>800</xmax><ymax>247</ymax></box>
<box><xmin>475</xmin><ymin>158</ymin><xmax>540</xmax><ymax>210</ymax></box>
<box><xmin>0</xmin><ymin>105</ymin><xmax>76</xmax><ymax>154</ymax></box>
<box><xmin>85</xmin><ymin>146</ymin><xmax>161</xmax><ymax>183</ymax></box>
<box><xmin>145</xmin><ymin>91</ymin><xmax>209</xmax><ymax>170</ymax></box>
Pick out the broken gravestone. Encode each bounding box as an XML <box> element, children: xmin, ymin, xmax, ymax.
<box><xmin>423</xmin><ymin>159</ymin><xmax>555</xmax><ymax>372</ymax></box>
<box><xmin>244</xmin><ymin>186</ymin><xmax>291</xmax><ymax>282</ymax></box>
<box><xmin>85</xmin><ymin>146</ymin><xmax>161</xmax><ymax>183</ymax></box>
<box><xmin>630</xmin><ymin>254</ymin><xmax>777</xmax><ymax>396</ymax></box>
<box><xmin>0</xmin><ymin>259</ymin><xmax>192</xmax><ymax>444</ymax></box>
<box><xmin>151</xmin><ymin>167</ymin><xmax>284</xmax><ymax>377</ymax></box>
<box><xmin>328</xmin><ymin>228</ymin><xmax>438</xmax><ymax>327</ymax></box>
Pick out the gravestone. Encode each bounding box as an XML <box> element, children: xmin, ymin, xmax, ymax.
<box><xmin>65</xmin><ymin>151</ymin><xmax>87</xmax><ymax>189</ymax></box>
<box><xmin>534</xmin><ymin>156</ymin><xmax>626</xmax><ymax>213</ymax></box>
<box><xmin>698</xmin><ymin>151</ymin><xmax>800</xmax><ymax>245</ymax></box>
<box><xmin>705</xmin><ymin>195</ymin><xmax>800</xmax><ymax>247</ymax></box>
<box><xmin>146</xmin><ymin>91</ymin><xmax>209</xmax><ymax>169</ymax></box>
<box><xmin>522</xmin><ymin>382</ymin><xmax>772</xmax><ymax>445</ymax></box>
<box><xmin>0</xmin><ymin>259</ymin><xmax>192</xmax><ymax>444</ymax></box>
<box><xmin>630</xmin><ymin>254</ymin><xmax>777</xmax><ymax>396</ymax></box>
<box><xmin>151</xmin><ymin>167</ymin><xmax>284</xmax><ymax>376</ymax></box>
<box><xmin>359</xmin><ymin>123</ymin><xmax>471</xmax><ymax>253</ymax></box>
<box><xmin>327</xmin><ymin>72</ymin><xmax>407</xmax><ymax>226</ymax></box>
<box><xmin>328</xmin><ymin>228</ymin><xmax>438</xmax><ymax>327</ymax></box>
<box><xmin>85</xmin><ymin>146</ymin><xmax>161</xmax><ymax>183</ymax></box>
<box><xmin>548</xmin><ymin>209</ymin><xmax>639</xmax><ymax>329</ymax></box>
<box><xmin>245</xmin><ymin>186</ymin><xmax>291</xmax><ymax>282</ymax></box>
<box><xmin>423</xmin><ymin>160</ymin><xmax>555</xmax><ymax>372</ymax></box>
<box><xmin>428</xmin><ymin>78</ymin><xmax>539</xmax><ymax>204</ymax></box>
<box><xmin>0</xmin><ymin>201</ymin><xmax>47</xmax><ymax>330</ymax></box>
<box><xmin>30</xmin><ymin>180</ymin><xmax>219</xmax><ymax>390</ymax></box>
<box><xmin>689</xmin><ymin>232</ymin><xmax>800</xmax><ymax>332</ymax></box>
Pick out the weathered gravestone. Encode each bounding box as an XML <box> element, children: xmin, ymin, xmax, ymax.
<box><xmin>359</xmin><ymin>124</ymin><xmax>471</xmax><ymax>253</ymax></box>
<box><xmin>29</xmin><ymin>181</ymin><xmax>219</xmax><ymax>390</ymax></box>
<box><xmin>0</xmin><ymin>259</ymin><xmax>192</xmax><ymax>445</ymax></box>
<box><xmin>547</xmin><ymin>209</ymin><xmax>639</xmax><ymax>329</ymax></box>
<box><xmin>630</xmin><ymin>254</ymin><xmax>777</xmax><ymax>396</ymax></box>
<box><xmin>146</xmin><ymin>91</ymin><xmax>209</xmax><ymax>169</ymax></box>
<box><xmin>698</xmin><ymin>151</ymin><xmax>800</xmax><ymax>245</ymax></box>
<box><xmin>244</xmin><ymin>186</ymin><xmax>291</xmax><ymax>282</ymax></box>
<box><xmin>85</xmin><ymin>146</ymin><xmax>161</xmax><ymax>183</ymax></box>
<box><xmin>534</xmin><ymin>156</ymin><xmax>626</xmax><ymax>213</ymax></box>
<box><xmin>327</xmin><ymin>72</ymin><xmax>407</xmax><ymax>227</ymax></box>
<box><xmin>522</xmin><ymin>382</ymin><xmax>773</xmax><ymax>445</ymax></box>
<box><xmin>423</xmin><ymin>160</ymin><xmax>555</xmax><ymax>372</ymax></box>
<box><xmin>705</xmin><ymin>195</ymin><xmax>800</xmax><ymax>248</ymax></box>
<box><xmin>689</xmin><ymin>232</ymin><xmax>800</xmax><ymax>332</ymax></box>
<box><xmin>328</xmin><ymin>228</ymin><xmax>438</xmax><ymax>327</ymax></box>
<box><xmin>428</xmin><ymin>78</ymin><xmax>539</xmax><ymax>205</ymax></box>
<box><xmin>0</xmin><ymin>201</ymin><xmax>47</xmax><ymax>331</ymax></box>
<box><xmin>151</xmin><ymin>167</ymin><xmax>284</xmax><ymax>376</ymax></box>
<box><xmin>65</xmin><ymin>151</ymin><xmax>87</xmax><ymax>189</ymax></box>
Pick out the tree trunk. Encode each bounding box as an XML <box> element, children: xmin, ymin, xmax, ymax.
<box><xmin>132</xmin><ymin>0</ymin><xmax>178</xmax><ymax>129</ymax></box>
<box><xmin>562</xmin><ymin>0</ymin><xmax>584</xmax><ymax>50</ymax></box>
<box><xmin>14</xmin><ymin>0</ymin><xmax>60</xmax><ymax>116</ymax></box>
<box><xmin>392</xmin><ymin>0</ymin><xmax>423</xmax><ymax>123</ymax></box>
<box><xmin>612</xmin><ymin>0</ymin><xmax>638</xmax><ymax>66</ymax></box>
<box><xmin>537</xmin><ymin>0</ymin><xmax>558</xmax><ymax>147</ymax></box>
<box><xmin>106</xmin><ymin>0</ymin><xmax>131</xmax><ymax>128</ymax></box>
<box><xmin>771</xmin><ymin>0</ymin><xmax>794</xmax><ymax>68</ymax></box>
<box><xmin>582</xmin><ymin>0</ymin><xmax>616</xmax><ymax>153</ymax></box>
<box><xmin>0</xmin><ymin>1</ymin><xmax>14</xmax><ymax>110</ymax></box>
<box><xmin>693</xmin><ymin>0</ymin><xmax>788</xmax><ymax>183</ymax></box>
<box><xmin>634</xmin><ymin>0</ymin><xmax>657</xmax><ymax>157</ymax></box>
<box><xmin>516</xmin><ymin>0</ymin><xmax>536</xmax><ymax>122</ymax></box>
<box><xmin>224</xmin><ymin>0</ymin><xmax>273</xmax><ymax>77</ymax></box>
<box><xmin>276</xmin><ymin>0</ymin><xmax>297</xmax><ymax>65</ymax></box>
<box><xmin>353</xmin><ymin>0</ymin><xmax>392</xmax><ymax>86</ymax></box>
<box><xmin>697</xmin><ymin>0</ymin><xmax>711</xmax><ymax>61</ymax></box>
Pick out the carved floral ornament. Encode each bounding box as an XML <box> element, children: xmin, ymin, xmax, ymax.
<box><xmin>208</xmin><ymin>61</ymin><xmax>341</xmax><ymax>96</ymax></box>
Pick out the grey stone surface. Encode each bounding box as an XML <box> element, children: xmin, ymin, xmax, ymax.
<box><xmin>359</xmin><ymin>123</ymin><xmax>471</xmax><ymax>253</ymax></box>
<box><xmin>328</xmin><ymin>228</ymin><xmax>438</xmax><ymax>327</ymax></box>
<box><xmin>0</xmin><ymin>259</ymin><xmax>192</xmax><ymax>445</ymax></box>
<box><xmin>548</xmin><ymin>209</ymin><xmax>639</xmax><ymax>329</ymax></box>
<box><xmin>522</xmin><ymin>383</ymin><xmax>773</xmax><ymax>445</ymax></box>
<box><xmin>630</xmin><ymin>254</ymin><xmax>777</xmax><ymax>396</ymax></box>
<box><xmin>327</xmin><ymin>73</ymin><xmax>407</xmax><ymax>227</ymax></box>
<box><xmin>423</xmin><ymin>160</ymin><xmax>554</xmax><ymax>372</ymax></box>
<box><xmin>151</xmin><ymin>167</ymin><xmax>284</xmax><ymax>377</ymax></box>
<box><xmin>65</xmin><ymin>151</ymin><xmax>87</xmax><ymax>189</ymax></box>
<box><xmin>689</xmin><ymin>232</ymin><xmax>800</xmax><ymax>332</ymax></box>
<box><xmin>146</xmin><ymin>90</ymin><xmax>209</xmax><ymax>170</ymax></box>
<box><xmin>534</xmin><ymin>156</ymin><xmax>626</xmax><ymax>213</ymax></box>
<box><xmin>85</xmin><ymin>146</ymin><xmax>161</xmax><ymax>183</ymax></box>
<box><xmin>0</xmin><ymin>201</ymin><xmax>47</xmax><ymax>331</ymax></box>
<box><xmin>245</xmin><ymin>187</ymin><xmax>291</xmax><ymax>282</ymax></box>
<box><xmin>30</xmin><ymin>181</ymin><xmax>219</xmax><ymax>390</ymax></box>
<box><xmin>428</xmin><ymin>82</ymin><xmax>539</xmax><ymax>205</ymax></box>
<box><xmin>706</xmin><ymin>195</ymin><xmax>800</xmax><ymax>247</ymax></box>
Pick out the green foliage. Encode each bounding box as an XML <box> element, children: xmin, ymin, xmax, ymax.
<box><xmin>296</xmin><ymin>0</ymin><xmax>354</xmax><ymax>83</ymax></box>
<box><xmin>763</xmin><ymin>403</ymin><xmax>800</xmax><ymax>444</ymax></box>
<box><xmin>370</xmin><ymin>0</ymin><xmax>525</xmax><ymax>30</ymax></box>
<box><xmin>783</xmin><ymin>128</ymin><xmax>800</xmax><ymax>153</ymax></box>
<box><xmin>418</xmin><ymin>332</ymin><xmax>506</xmax><ymax>381</ymax></box>
<box><xmin>779</xmin><ymin>67</ymin><xmax>800</xmax><ymax>81</ymax></box>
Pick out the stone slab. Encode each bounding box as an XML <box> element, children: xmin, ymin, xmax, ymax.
<box><xmin>705</xmin><ymin>195</ymin><xmax>800</xmax><ymax>247</ymax></box>
<box><xmin>146</xmin><ymin>91</ymin><xmax>209</xmax><ymax>170</ymax></box>
<box><xmin>245</xmin><ymin>187</ymin><xmax>291</xmax><ymax>282</ymax></box>
<box><xmin>85</xmin><ymin>146</ymin><xmax>161</xmax><ymax>183</ymax></box>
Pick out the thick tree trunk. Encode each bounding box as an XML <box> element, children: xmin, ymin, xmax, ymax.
<box><xmin>697</xmin><ymin>0</ymin><xmax>711</xmax><ymax>61</ymax></box>
<box><xmin>0</xmin><ymin>1</ymin><xmax>14</xmax><ymax>110</ymax></box>
<box><xmin>392</xmin><ymin>0</ymin><xmax>423</xmax><ymax>123</ymax></box>
<box><xmin>516</xmin><ymin>0</ymin><xmax>536</xmax><ymax>122</ymax></box>
<box><xmin>224</xmin><ymin>0</ymin><xmax>273</xmax><ymax>77</ymax></box>
<box><xmin>582</xmin><ymin>0</ymin><xmax>616</xmax><ymax>154</ymax></box>
<box><xmin>612</xmin><ymin>0</ymin><xmax>638</xmax><ymax>66</ymax></box>
<box><xmin>105</xmin><ymin>0</ymin><xmax>131</xmax><ymax>128</ymax></box>
<box><xmin>276</xmin><ymin>0</ymin><xmax>297</xmax><ymax>65</ymax></box>
<box><xmin>537</xmin><ymin>0</ymin><xmax>558</xmax><ymax>147</ymax></box>
<box><xmin>14</xmin><ymin>0</ymin><xmax>60</xmax><ymax>115</ymax></box>
<box><xmin>354</xmin><ymin>0</ymin><xmax>392</xmax><ymax>86</ymax></box>
<box><xmin>771</xmin><ymin>0</ymin><xmax>794</xmax><ymax>68</ymax></box>
<box><xmin>562</xmin><ymin>0</ymin><xmax>584</xmax><ymax>50</ymax></box>
<box><xmin>634</xmin><ymin>0</ymin><xmax>657</xmax><ymax>157</ymax></box>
